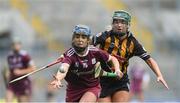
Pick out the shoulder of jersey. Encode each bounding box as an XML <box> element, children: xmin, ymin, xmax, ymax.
<box><xmin>96</xmin><ymin>32</ymin><xmax>102</xmax><ymax>37</ymax></box>
<box><xmin>89</xmin><ymin>45</ymin><xmax>99</xmax><ymax>51</ymax></box>
<box><xmin>8</xmin><ymin>50</ymin><xmax>28</xmax><ymax>56</ymax></box>
<box><xmin>128</xmin><ymin>32</ymin><xmax>134</xmax><ymax>38</ymax></box>
<box><xmin>65</xmin><ymin>48</ymin><xmax>75</xmax><ymax>57</ymax></box>
<box><xmin>96</xmin><ymin>31</ymin><xmax>109</xmax><ymax>37</ymax></box>
<box><xmin>8</xmin><ymin>51</ymin><xmax>14</xmax><ymax>56</ymax></box>
<box><xmin>96</xmin><ymin>31</ymin><xmax>111</xmax><ymax>37</ymax></box>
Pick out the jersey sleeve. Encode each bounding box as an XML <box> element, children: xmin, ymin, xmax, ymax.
<box><xmin>96</xmin><ymin>49</ymin><xmax>113</xmax><ymax>72</ymax></box>
<box><xmin>61</xmin><ymin>52</ymin><xmax>73</xmax><ymax>65</ymax></box>
<box><xmin>133</xmin><ymin>38</ymin><xmax>150</xmax><ymax>60</ymax></box>
<box><xmin>23</xmin><ymin>54</ymin><xmax>34</xmax><ymax>66</ymax></box>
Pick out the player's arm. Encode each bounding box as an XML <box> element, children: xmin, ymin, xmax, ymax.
<box><xmin>145</xmin><ymin>58</ymin><xmax>169</xmax><ymax>89</ymax></box>
<box><xmin>108</xmin><ymin>55</ymin><xmax>123</xmax><ymax>78</ymax></box>
<box><xmin>50</xmin><ymin>63</ymin><xmax>69</xmax><ymax>89</ymax></box>
<box><xmin>14</xmin><ymin>61</ymin><xmax>35</xmax><ymax>76</ymax></box>
<box><xmin>133</xmin><ymin>38</ymin><xmax>169</xmax><ymax>89</ymax></box>
<box><xmin>1</xmin><ymin>65</ymin><xmax>10</xmax><ymax>87</ymax></box>
<box><xmin>55</xmin><ymin>63</ymin><xmax>69</xmax><ymax>80</ymax></box>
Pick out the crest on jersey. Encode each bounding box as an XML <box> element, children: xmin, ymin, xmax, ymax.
<box><xmin>75</xmin><ymin>62</ymin><xmax>79</xmax><ymax>67</ymax></box>
<box><xmin>83</xmin><ymin>63</ymin><xmax>88</xmax><ymax>68</ymax></box>
<box><xmin>92</xmin><ymin>58</ymin><xmax>96</xmax><ymax>64</ymax></box>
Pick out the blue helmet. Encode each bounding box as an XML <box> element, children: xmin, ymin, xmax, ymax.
<box><xmin>73</xmin><ymin>24</ymin><xmax>91</xmax><ymax>37</ymax></box>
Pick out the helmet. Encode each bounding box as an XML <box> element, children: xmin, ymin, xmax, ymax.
<box><xmin>73</xmin><ymin>24</ymin><xmax>91</xmax><ymax>37</ymax></box>
<box><xmin>72</xmin><ymin>24</ymin><xmax>91</xmax><ymax>54</ymax></box>
<box><xmin>11</xmin><ymin>37</ymin><xmax>21</xmax><ymax>44</ymax></box>
<box><xmin>112</xmin><ymin>10</ymin><xmax>131</xmax><ymax>23</ymax></box>
<box><xmin>11</xmin><ymin>37</ymin><xmax>22</xmax><ymax>52</ymax></box>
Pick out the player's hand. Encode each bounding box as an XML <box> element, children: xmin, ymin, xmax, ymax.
<box><xmin>50</xmin><ymin>75</ymin><xmax>63</xmax><ymax>89</ymax></box>
<box><xmin>13</xmin><ymin>69</ymin><xmax>23</xmax><ymax>76</ymax></box>
<box><xmin>115</xmin><ymin>70</ymin><xmax>123</xmax><ymax>79</ymax></box>
<box><xmin>157</xmin><ymin>76</ymin><xmax>169</xmax><ymax>90</ymax></box>
<box><xmin>50</xmin><ymin>80</ymin><xmax>63</xmax><ymax>89</ymax></box>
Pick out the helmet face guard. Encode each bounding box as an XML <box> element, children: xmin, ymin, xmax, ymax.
<box><xmin>72</xmin><ymin>24</ymin><xmax>91</xmax><ymax>53</ymax></box>
<box><xmin>112</xmin><ymin>10</ymin><xmax>131</xmax><ymax>37</ymax></box>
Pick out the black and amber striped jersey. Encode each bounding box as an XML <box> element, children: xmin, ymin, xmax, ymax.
<box><xmin>93</xmin><ymin>30</ymin><xmax>150</xmax><ymax>74</ymax></box>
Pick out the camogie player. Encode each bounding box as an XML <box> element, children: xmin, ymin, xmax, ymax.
<box><xmin>93</xmin><ymin>10</ymin><xmax>169</xmax><ymax>102</ymax></box>
<box><xmin>50</xmin><ymin>24</ymin><xmax>123</xmax><ymax>102</ymax></box>
<box><xmin>6</xmin><ymin>38</ymin><xmax>35</xmax><ymax>102</ymax></box>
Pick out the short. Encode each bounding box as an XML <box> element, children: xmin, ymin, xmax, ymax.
<box><xmin>7</xmin><ymin>78</ymin><xmax>32</xmax><ymax>96</ymax></box>
<box><xmin>99</xmin><ymin>74</ymin><xmax>130</xmax><ymax>98</ymax></box>
<box><xmin>66</xmin><ymin>84</ymin><xmax>101</xmax><ymax>102</ymax></box>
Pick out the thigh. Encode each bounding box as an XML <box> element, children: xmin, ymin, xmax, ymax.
<box><xmin>66</xmin><ymin>85</ymin><xmax>100</xmax><ymax>102</ymax></box>
<box><xmin>80</xmin><ymin>92</ymin><xmax>97</xmax><ymax>102</ymax></box>
<box><xmin>112</xmin><ymin>90</ymin><xmax>129</xmax><ymax>102</ymax></box>
<box><xmin>80</xmin><ymin>84</ymin><xmax>101</xmax><ymax>102</ymax></box>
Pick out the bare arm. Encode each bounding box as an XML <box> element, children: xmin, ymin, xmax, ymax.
<box><xmin>146</xmin><ymin>58</ymin><xmax>169</xmax><ymax>89</ymax></box>
<box><xmin>108</xmin><ymin>55</ymin><xmax>123</xmax><ymax>78</ymax></box>
<box><xmin>55</xmin><ymin>63</ymin><xmax>69</xmax><ymax>80</ymax></box>
<box><xmin>13</xmin><ymin>64</ymin><xmax>35</xmax><ymax>76</ymax></box>
<box><xmin>50</xmin><ymin>63</ymin><xmax>69</xmax><ymax>89</ymax></box>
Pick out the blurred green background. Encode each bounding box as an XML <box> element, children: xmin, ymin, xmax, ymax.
<box><xmin>0</xmin><ymin>0</ymin><xmax>179</xmax><ymax>102</ymax></box>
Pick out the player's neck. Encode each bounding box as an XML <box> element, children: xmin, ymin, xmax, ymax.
<box><xmin>120</xmin><ymin>34</ymin><xmax>127</xmax><ymax>40</ymax></box>
<box><xmin>76</xmin><ymin>46</ymin><xmax>89</xmax><ymax>57</ymax></box>
<box><xmin>13</xmin><ymin>49</ymin><xmax>20</xmax><ymax>54</ymax></box>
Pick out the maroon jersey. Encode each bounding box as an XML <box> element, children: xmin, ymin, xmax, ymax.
<box><xmin>62</xmin><ymin>46</ymin><xmax>110</xmax><ymax>102</ymax></box>
<box><xmin>7</xmin><ymin>50</ymin><xmax>33</xmax><ymax>96</ymax></box>
<box><xmin>130</xmin><ymin>65</ymin><xmax>145</xmax><ymax>93</ymax></box>
<box><xmin>62</xmin><ymin>46</ymin><xmax>109</xmax><ymax>88</ymax></box>
<box><xmin>7</xmin><ymin>50</ymin><xmax>33</xmax><ymax>80</ymax></box>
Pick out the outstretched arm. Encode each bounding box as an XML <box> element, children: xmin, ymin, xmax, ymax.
<box><xmin>145</xmin><ymin>58</ymin><xmax>169</xmax><ymax>89</ymax></box>
<box><xmin>50</xmin><ymin>63</ymin><xmax>69</xmax><ymax>89</ymax></box>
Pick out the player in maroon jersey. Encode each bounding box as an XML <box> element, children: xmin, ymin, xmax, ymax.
<box><xmin>50</xmin><ymin>24</ymin><xmax>123</xmax><ymax>102</ymax></box>
<box><xmin>5</xmin><ymin>38</ymin><xmax>35</xmax><ymax>102</ymax></box>
<box><xmin>129</xmin><ymin>64</ymin><xmax>146</xmax><ymax>102</ymax></box>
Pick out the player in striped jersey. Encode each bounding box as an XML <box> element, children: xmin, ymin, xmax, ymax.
<box><xmin>50</xmin><ymin>24</ymin><xmax>123</xmax><ymax>102</ymax></box>
<box><xmin>93</xmin><ymin>10</ymin><xmax>169</xmax><ymax>102</ymax></box>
